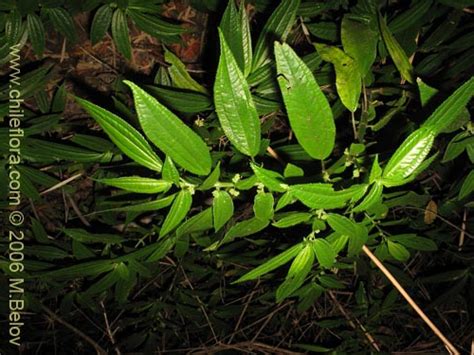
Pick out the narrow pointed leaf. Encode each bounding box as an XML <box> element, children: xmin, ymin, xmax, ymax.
<box><xmin>97</xmin><ymin>176</ymin><xmax>171</xmax><ymax>194</ymax></box>
<box><xmin>275</xmin><ymin>42</ymin><xmax>336</xmax><ymax>159</ymax></box>
<box><xmin>27</xmin><ymin>13</ymin><xmax>45</xmax><ymax>56</ymax></box>
<box><xmin>164</xmin><ymin>48</ymin><xmax>207</xmax><ymax>94</ymax></box>
<box><xmin>124</xmin><ymin>81</ymin><xmax>212</xmax><ymax>175</ymax></box>
<box><xmin>75</xmin><ymin>97</ymin><xmax>163</xmax><ymax>172</ymax></box>
<box><xmin>252</xmin><ymin>0</ymin><xmax>300</xmax><ymax>70</ymax></box>
<box><xmin>90</xmin><ymin>5</ymin><xmax>113</xmax><ymax>44</ymax></box>
<box><xmin>383</xmin><ymin>127</ymin><xmax>435</xmax><ymax>183</ymax></box>
<box><xmin>234</xmin><ymin>243</ymin><xmax>304</xmax><ymax>283</ymax></box>
<box><xmin>162</xmin><ymin>156</ymin><xmax>180</xmax><ymax>184</ymax></box>
<box><xmin>160</xmin><ymin>190</ymin><xmax>192</xmax><ymax>237</ymax></box>
<box><xmin>290</xmin><ymin>183</ymin><xmax>367</xmax><ymax>209</ymax></box>
<box><xmin>421</xmin><ymin>77</ymin><xmax>474</xmax><ymax>134</ymax></box>
<box><xmin>378</xmin><ymin>12</ymin><xmax>414</xmax><ymax>83</ymax></box>
<box><xmin>214</xmin><ymin>29</ymin><xmax>261</xmax><ymax>157</ymax></box>
<box><xmin>112</xmin><ymin>9</ymin><xmax>131</xmax><ymax>59</ymax></box>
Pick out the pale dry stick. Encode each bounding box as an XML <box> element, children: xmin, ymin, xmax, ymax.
<box><xmin>40</xmin><ymin>303</ymin><xmax>108</xmax><ymax>355</ymax></box>
<box><xmin>266</xmin><ymin>146</ymin><xmax>285</xmax><ymax>164</ymax></box>
<box><xmin>39</xmin><ymin>173</ymin><xmax>82</xmax><ymax>196</ymax></box>
<box><xmin>100</xmin><ymin>301</ymin><xmax>121</xmax><ymax>355</ymax></box>
<box><xmin>60</xmin><ymin>38</ymin><xmax>67</xmax><ymax>63</ymax></box>
<box><xmin>362</xmin><ymin>245</ymin><xmax>460</xmax><ymax>355</ymax></box>
<box><xmin>66</xmin><ymin>193</ymin><xmax>91</xmax><ymax>227</ymax></box>
<box><xmin>328</xmin><ymin>291</ymin><xmax>381</xmax><ymax>352</ymax></box>
<box><xmin>458</xmin><ymin>208</ymin><xmax>467</xmax><ymax>251</ymax></box>
<box><xmin>351</xmin><ymin>111</ymin><xmax>358</xmax><ymax>141</ymax></box>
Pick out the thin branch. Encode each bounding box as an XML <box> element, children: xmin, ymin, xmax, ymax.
<box><xmin>40</xmin><ymin>303</ymin><xmax>108</xmax><ymax>355</ymax></box>
<box><xmin>362</xmin><ymin>245</ymin><xmax>460</xmax><ymax>355</ymax></box>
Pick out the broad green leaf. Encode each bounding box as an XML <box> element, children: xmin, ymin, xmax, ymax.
<box><xmin>252</xmin><ymin>0</ymin><xmax>300</xmax><ymax>70</ymax></box>
<box><xmin>97</xmin><ymin>176</ymin><xmax>171</xmax><ymax>194</ymax></box>
<box><xmin>417</xmin><ymin>78</ymin><xmax>438</xmax><ymax>107</ymax></box>
<box><xmin>341</xmin><ymin>16</ymin><xmax>378</xmax><ymax>77</ymax></box>
<box><xmin>382</xmin><ymin>127</ymin><xmax>435</xmax><ymax>184</ymax></box>
<box><xmin>387</xmin><ymin>240</ymin><xmax>410</xmax><ymax>262</ymax></box>
<box><xmin>176</xmin><ymin>208</ymin><xmax>213</xmax><ymax>237</ymax></box>
<box><xmin>315</xmin><ymin>43</ymin><xmax>361</xmax><ymax>112</ymax></box>
<box><xmin>290</xmin><ymin>183</ymin><xmax>367</xmax><ymax>209</ymax></box>
<box><xmin>276</xmin><ymin>243</ymin><xmax>314</xmax><ymax>302</ymax></box>
<box><xmin>326</xmin><ymin>214</ymin><xmax>357</xmax><ymax>236</ymax></box>
<box><xmin>253</xmin><ymin>192</ymin><xmax>274</xmax><ymax>220</ymax></box>
<box><xmin>111</xmin><ymin>9</ymin><xmax>131</xmax><ymax>59</ymax></box>
<box><xmin>312</xmin><ymin>239</ymin><xmax>336</xmax><ymax>268</ymax></box>
<box><xmin>128</xmin><ymin>10</ymin><xmax>184</xmax><ymax>37</ymax></box>
<box><xmin>64</xmin><ymin>229</ymin><xmax>125</xmax><ymax>244</ymax></box>
<box><xmin>378</xmin><ymin>12</ymin><xmax>414</xmax><ymax>83</ymax></box>
<box><xmin>124</xmin><ymin>81</ymin><xmax>212</xmax><ymax>176</ymax></box>
<box><xmin>442</xmin><ymin>131</ymin><xmax>473</xmax><ymax>163</ymax></box>
<box><xmin>44</xmin><ymin>8</ymin><xmax>76</xmax><ymax>43</ymax></box>
<box><xmin>421</xmin><ymin>77</ymin><xmax>474</xmax><ymax>134</ymax></box>
<box><xmin>199</xmin><ymin>162</ymin><xmax>221</xmax><ymax>190</ymax></box>
<box><xmin>160</xmin><ymin>189</ymin><xmax>193</xmax><ymax>238</ymax></box>
<box><xmin>164</xmin><ymin>48</ymin><xmax>207</xmax><ymax>94</ymax></box>
<box><xmin>220</xmin><ymin>0</ymin><xmax>252</xmax><ymax>75</ymax></box>
<box><xmin>147</xmin><ymin>238</ymin><xmax>176</xmax><ymax>262</ymax></box>
<box><xmin>213</xmin><ymin>190</ymin><xmax>234</xmax><ymax>232</ymax></box>
<box><xmin>272</xmin><ymin>212</ymin><xmax>312</xmax><ymax>228</ymax></box>
<box><xmin>459</xmin><ymin>170</ymin><xmax>474</xmax><ymax>200</ymax></box>
<box><xmin>275</xmin><ymin>42</ymin><xmax>336</xmax><ymax>159</ymax></box>
<box><xmin>26</xmin><ymin>13</ymin><xmax>45</xmax><ymax>56</ymax></box>
<box><xmin>214</xmin><ymin>29</ymin><xmax>261</xmax><ymax>157</ymax></box>
<box><xmin>251</xmin><ymin>163</ymin><xmax>288</xmax><ymax>192</ymax></box>
<box><xmin>348</xmin><ymin>224</ymin><xmax>368</xmax><ymax>257</ymax></box>
<box><xmin>306</xmin><ymin>21</ymin><xmax>338</xmax><ymax>42</ymax></box>
<box><xmin>90</xmin><ymin>5</ymin><xmax>113</xmax><ymax>44</ymax></box>
<box><xmin>162</xmin><ymin>156</ymin><xmax>180</xmax><ymax>185</ymax></box>
<box><xmin>234</xmin><ymin>243</ymin><xmax>304</xmax><ymax>283</ymax></box>
<box><xmin>390</xmin><ymin>234</ymin><xmax>437</xmax><ymax>251</ymax></box>
<box><xmin>76</xmin><ymin>97</ymin><xmax>163</xmax><ymax>171</ymax></box>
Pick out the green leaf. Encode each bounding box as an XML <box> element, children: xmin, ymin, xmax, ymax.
<box><xmin>90</xmin><ymin>4</ymin><xmax>113</xmax><ymax>44</ymax></box>
<box><xmin>369</xmin><ymin>155</ymin><xmax>382</xmax><ymax>183</ymax></box>
<box><xmin>214</xmin><ymin>29</ymin><xmax>261</xmax><ymax>157</ymax></box>
<box><xmin>64</xmin><ymin>229</ymin><xmax>125</xmax><ymax>244</ymax></box>
<box><xmin>312</xmin><ymin>239</ymin><xmax>336</xmax><ymax>268</ymax></box>
<box><xmin>176</xmin><ymin>208</ymin><xmax>213</xmax><ymax>237</ymax></box>
<box><xmin>162</xmin><ymin>156</ymin><xmax>180</xmax><ymax>185</ymax></box>
<box><xmin>275</xmin><ymin>42</ymin><xmax>336</xmax><ymax>159</ymax></box>
<box><xmin>124</xmin><ymin>81</ymin><xmax>212</xmax><ymax>176</ymax></box>
<box><xmin>421</xmin><ymin>77</ymin><xmax>474</xmax><ymax>135</ymax></box>
<box><xmin>199</xmin><ymin>162</ymin><xmax>221</xmax><ymax>191</ymax></box>
<box><xmin>326</xmin><ymin>214</ymin><xmax>357</xmax><ymax>236</ymax></box>
<box><xmin>276</xmin><ymin>243</ymin><xmax>314</xmax><ymax>302</ymax></box>
<box><xmin>459</xmin><ymin>170</ymin><xmax>474</xmax><ymax>200</ymax></box>
<box><xmin>352</xmin><ymin>182</ymin><xmax>383</xmax><ymax>212</ymax></box>
<box><xmin>111</xmin><ymin>8</ymin><xmax>131</xmax><ymax>59</ymax></box>
<box><xmin>252</xmin><ymin>0</ymin><xmax>300</xmax><ymax>70</ymax></box>
<box><xmin>315</xmin><ymin>43</ymin><xmax>361</xmax><ymax>112</ymax></box>
<box><xmin>390</xmin><ymin>234</ymin><xmax>437</xmax><ymax>251</ymax></box>
<box><xmin>388</xmin><ymin>0</ymin><xmax>432</xmax><ymax>34</ymax></box>
<box><xmin>38</xmin><ymin>260</ymin><xmax>115</xmax><ymax>280</ymax></box>
<box><xmin>417</xmin><ymin>78</ymin><xmax>438</xmax><ymax>107</ymax></box>
<box><xmin>160</xmin><ymin>189</ymin><xmax>193</xmax><ymax>238</ymax></box>
<box><xmin>284</xmin><ymin>163</ymin><xmax>304</xmax><ymax>178</ymax></box>
<box><xmin>214</xmin><ymin>217</ymin><xmax>269</xmax><ymax>248</ymax></box>
<box><xmin>290</xmin><ymin>184</ymin><xmax>367</xmax><ymax>209</ymax></box>
<box><xmin>341</xmin><ymin>16</ymin><xmax>378</xmax><ymax>77</ymax></box>
<box><xmin>212</xmin><ymin>190</ymin><xmax>234</xmax><ymax>232</ymax></box>
<box><xmin>44</xmin><ymin>8</ymin><xmax>76</xmax><ymax>43</ymax></box>
<box><xmin>220</xmin><ymin>0</ymin><xmax>252</xmax><ymax>75</ymax></box>
<box><xmin>5</xmin><ymin>10</ymin><xmax>22</xmax><ymax>46</ymax></box>
<box><xmin>75</xmin><ymin>97</ymin><xmax>163</xmax><ymax>172</ymax></box>
<box><xmin>253</xmin><ymin>192</ymin><xmax>274</xmax><ymax>220</ymax></box>
<box><xmin>272</xmin><ymin>212</ymin><xmax>312</xmax><ymax>228</ymax></box>
<box><xmin>382</xmin><ymin>127</ymin><xmax>435</xmax><ymax>184</ymax></box>
<box><xmin>251</xmin><ymin>163</ymin><xmax>288</xmax><ymax>192</ymax></box>
<box><xmin>378</xmin><ymin>12</ymin><xmax>414</xmax><ymax>83</ymax></box>
<box><xmin>164</xmin><ymin>48</ymin><xmax>208</xmax><ymax>94</ymax></box>
<box><xmin>97</xmin><ymin>176</ymin><xmax>172</xmax><ymax>194</ymax></box>
<box><xmin>146</xmin><ymin>85</ymin><xmax>212</xmax><ymax>113</ymax></box>
<box><xmin>26</xmin><ymin>13</ymin><xmax>45</xmax><ymax>56</ymax></box>
<box><xmin>387</xmin><ymin>240</ymin><xmax>410</xmax><ymax>262</ymax></box>
<box><xmin>128</xmin><ymin>9</ymin><xmax>184</xmax><ymax>37</ymax></box>
<box><xmin>442</xmin><ymin>131</ymin><xmax>473</xmax><ymax>163</ymax></box>
<box><xmin>234</xmin><ymin>243</ymin><xmax>304</xmax><ymax>283</ymax></box>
